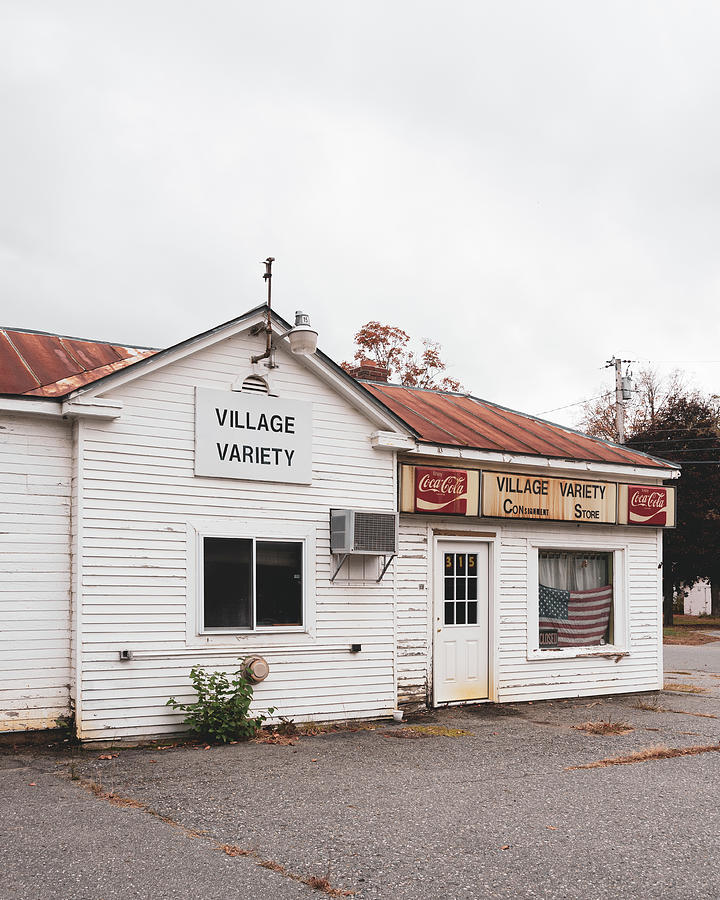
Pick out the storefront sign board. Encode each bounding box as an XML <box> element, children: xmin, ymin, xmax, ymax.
<box><xmin>482</xmin><ymin>472</ymin><xmax>617</xmax><ymax>524</ymax></box>
<box><xmin>617</xmin><ymin>484</ymin><xmax>676</xmax><ymax>527</ymax></box>
<box><xmin>399</xmin><ymin>465</ymin><xmax>480</xmax><ymax>516</ymax></box>
<box><xmin>195</xmin><ymin>387</ymin><xmax>312</xmax><ymax>483</ymax></box>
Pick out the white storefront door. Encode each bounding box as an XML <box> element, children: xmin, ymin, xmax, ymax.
<box><xmin>433</xmin><ymin>541</ymin><xmax>489</xmax><ymax>704</ymax></box>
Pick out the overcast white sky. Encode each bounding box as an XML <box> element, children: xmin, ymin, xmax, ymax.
<box><xmin>2</xmin><ymin>1</ymin><xmax>719</xmax><ymax>426</ymax></box>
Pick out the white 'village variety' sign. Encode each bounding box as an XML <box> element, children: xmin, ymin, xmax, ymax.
<box><xmin>194</xmin><ymin>387</ymin><xmax>312</xmax><ymax>483</ymax></box>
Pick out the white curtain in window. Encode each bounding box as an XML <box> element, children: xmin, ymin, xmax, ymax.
<box><xmin>539</xmin><ymin>552</ymin><xmax>608</xmax><ymax>591</ymax></box>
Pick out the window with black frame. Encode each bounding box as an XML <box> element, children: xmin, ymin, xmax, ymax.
<box><xmin>538</xmin><ymin>550</ymin><xmax>613</xmax><ymax>649</ymax></box>
<box><xmin>203</xmin><ymin>536</ymin><xmax>303</xmax><ymax>630</ymax></box>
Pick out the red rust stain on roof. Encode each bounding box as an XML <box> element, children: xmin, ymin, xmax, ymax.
<box><xmin>62</xmin><ymin>338</ymin><xmax>122</xmax><ymax>370</ymax></box>
<box><xmin>362</xmin><ymin>382</ymin><xmax>668</xmax><ymax>469</ymax></box>
<box><xmin>0</xmin><ymin>329</ymin><xmax>157</xmax><ymax>397</ymax></box>
<box><xmin>6</xmin><ymin>331</ymin><xmax>85</xmax><ymax>385</ymax></box>
<box><xmin>0</xmin><ymin>331</ymin><xmax>40</xmax><ymax>394</ymax></box>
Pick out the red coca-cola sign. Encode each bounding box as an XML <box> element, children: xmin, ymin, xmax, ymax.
<box><xmin>414</xmin><ymin>467</ymin><xmax>468</xmax><ymax>514</ymax></box>
<box><xmin>628</xmin><ymin>485</ymin><xmax>669</xmax><ymax>526</ymax></box>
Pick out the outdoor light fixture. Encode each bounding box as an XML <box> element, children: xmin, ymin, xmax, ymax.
<box><xmin>251</xmin><ymin>258</ymin><xmax>318</xmax><ymax>366</ymax></box>
<box><xmin>286</xmin><ymin>311</ymin><xmax>318</xmax><ymax>355</ymax></box>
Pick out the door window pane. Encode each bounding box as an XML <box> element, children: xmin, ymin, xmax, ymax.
<box><xmin>443</xmin><ymin>552</ymin><xmax>482</xmax><ymax>628</ymax></box>
<box><xmin>468</xmin><ymin>554</ymin><xmax>477</xmax><ymax>600</ymax></box>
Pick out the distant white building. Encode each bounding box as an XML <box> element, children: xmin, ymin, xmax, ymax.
<box><xmin>683</xmin><ymin>581</ymin><xmax>712</xmax><ymax>616</ymax></box>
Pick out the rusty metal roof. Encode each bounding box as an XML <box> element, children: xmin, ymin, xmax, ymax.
<box><xmin>362</xmin><ymin>382</ymin><xmax>676</xmax><ymax>470</ymax></box>
<box><xmin>0</xmin><ymin>328</ymin><xmax>157</xmax><ymax>397</ymax></box>
<box><xmin>0</xmin><ymin>322</ymin><xmax>677</xmax><ymax>471</ymax></box>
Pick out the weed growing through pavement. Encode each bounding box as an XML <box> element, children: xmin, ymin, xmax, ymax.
<box><xmin>566</xmin><ymin>743</ymin><xmax>720</xmax><ymax>770</ymax></box>
<box><xmin>381</xmin><ymin>725</ymin><xmax>473</xmax><ymax>739</ymax></box>
<box><xmin>631</xmin><ymin>700</ymin><xmax>717</xmax><ymax>719</ymax></box>
<box><xmin>220</xmin><ymin>845</ymin><xmax>250</xmax><ymax>857</ymax></box>
<box><xmin>574</xmin><ymin>720</ymin><xmax>634</xmax><ymax>736</ymax></box>
<box><xmin>663</xmin><ymin>682</ymin><xmax>707</xmax><ymax>694</ymax></box>
<box><xmin>251</xmin><ymin>718</ymin><xmax>377</xmax><ymax>745</ymax></box>
<box><xmin>632</xmin><ymin>699</ymin><xmax>660</xmax><ymax>711</ymax></box>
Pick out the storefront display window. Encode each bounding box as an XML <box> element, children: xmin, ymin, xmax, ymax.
<box><xmin>538</xmin><ymin>551</ymin><xmax>613</xmax><ymax>648</ymax></box>
<box><xmin>202</xmin><ymin>536</ymin><xmax>303</xmax><ymax>630</ymax></box>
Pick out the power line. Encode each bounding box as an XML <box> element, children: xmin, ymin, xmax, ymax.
<box><xmin>629</xmin><ymin>431</ymin><xmax>720</xmax><ymax>439</ymax></box>
<box><xmin>627</xmin><ymin>447</ymin><xmax>719</xmax><ymax>454</ymax></box>
<box><xmin>628</xmin><ymin>438</ymin><xmax>720</xmax><ymax>446</ymax></box>
<box><xmin>672</xmin><ymin>460</ymin><xmax>720</xmax><ymax>465</ymax></box>
<box><xmin>536</xmin><ymin>393</ymin><xmax>611</xmax><ymax>416</ymax></box>
<box><xmin>636</xmin><ymin>359</ymin><xmax>720</xmax><ymax>365</ymax></box>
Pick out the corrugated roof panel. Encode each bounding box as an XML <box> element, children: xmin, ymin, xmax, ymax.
<box><xmin>6</xmin><ymin>330</ymin><xmax>84</xmax><ymax>385</ymax></box>
<box><xmin>0</xmin><ymin>328</ymin><xmax>158</xmax><ymax>397</ymax></box>
<box><xmin>22</xmin><ymin>352</ymin><xmax>155</xmax><ymax>397</ymax></box>
<box><xmin>460</xmin><ymin>396</ymin><xmax>659</xmax><ymax>467</ymax></box>
<box><xmin>0</xmin><ymin>331</ymin><xmax>40</xmax><ymax>394</ymax></box>
<box><xmin>362</xmin><ymin>382</ymin><xmax>669</xmax><ymax>470</ymax></box>
<box><xmin>62</xmin><ymin>338</ymin><xmax>122</xmax><ymax>370</ymax></box>
<box><xmin>406</xmin><ymin>390</ymin><xmax>539</xmax><ymax>453</ymax></box>
<box><xmin>450</xmin><ymin>395</ymin><xmax>608</xmax><ymax>460</ymax></box>
<box><xmin>361</xmin><ymin>384</ymin><xmax>468</xmax><ymax>445</ymax></box>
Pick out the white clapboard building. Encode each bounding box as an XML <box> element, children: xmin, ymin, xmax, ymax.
<box><xmin>0</xmin><ymin>305</ymin><xmax>679</xmax><ymax>741</ymax></box>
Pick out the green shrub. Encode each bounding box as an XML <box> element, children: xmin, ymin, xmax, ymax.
<box><xmin>167</xmin><ymin>664</ymin><xmax>274</xmax><ymax>743</ymax></box>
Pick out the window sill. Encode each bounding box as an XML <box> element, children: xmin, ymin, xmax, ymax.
<box><xmin>186</xmin><ymin>629</ymin><xmax>314</xmax><ymax>650</ymax></box>
<box><xmin>200</xmin><ymin>626</ymin><xmax>305</xmax><ymax>634</ymax></box>
<box><xmin>527</xmin><ymin>647</ymin><xmax>629</xmax><ymax>662</ymax></box>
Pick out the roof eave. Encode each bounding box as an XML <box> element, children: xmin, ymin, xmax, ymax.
<box><xmin>0</xmin><ymin>394</ymin><xmax>63</xmax><ymax>417</ymax></box>
<box><xmin>404</xmin><ymin>441</ymin><xmax>680</xmax><ymax>480</ymax></box>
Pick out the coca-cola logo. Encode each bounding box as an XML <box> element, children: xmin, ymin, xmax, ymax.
<box><xmin>628</xmin><ymin>486</ymin><xmax>668</xmax><ymax>525</ymax></box>
<box><xmin>417</xmin><ymin>473</ymin><xmax>466</xmax><ymax>495</ymax></box>
<box><xmin>414</xmin><ymin>467</ymin><xmax>469</xmax><ymax>514</ymax></box>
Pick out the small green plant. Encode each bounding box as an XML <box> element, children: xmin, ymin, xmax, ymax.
<box><xmin>167</xmin><ymin>664</ymin><xmax>274</xmax><ymax>743</ymax></box>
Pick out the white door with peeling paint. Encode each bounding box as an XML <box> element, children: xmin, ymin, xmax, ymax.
<box><xmin>434</xmin><ymin>542</ymin><xmax>489</xmax><ymax>704</ymax></box>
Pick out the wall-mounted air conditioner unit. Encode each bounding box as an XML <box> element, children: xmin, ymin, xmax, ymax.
<box><xmin>330</xmin><ymin>509</ymin><xmax>398</xmax><ymax>554</ymax></box>
<box><xmin>329</xmin><ymin>509</ymin><xmax>398</xmax><ymax>582</ymax></box>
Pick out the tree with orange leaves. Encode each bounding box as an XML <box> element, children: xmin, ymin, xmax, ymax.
<box><xmin>343</xmin><ymin>321</ymin><xmax>463</xmax><ymax>392</ymax></box>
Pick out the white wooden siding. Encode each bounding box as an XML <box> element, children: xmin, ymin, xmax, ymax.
<box><xmin>0</xmin><ymin>414</ymin><xmax>72</xmax><ymax>731</ymax></box>
<box><xmin>396</xmin><ymin>520</ymin><xmax>430</xmax><ymax>705</ymax></box>
<box><xmin>76</xmin><ymin>332</ymin><xmax>398</xmax><ymax>740</ymax></box>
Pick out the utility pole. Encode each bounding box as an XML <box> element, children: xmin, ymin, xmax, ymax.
<box><xmin>606</xmin><ymin>357</ymin><xmax>632</xmax><ymax>443</ymax></box>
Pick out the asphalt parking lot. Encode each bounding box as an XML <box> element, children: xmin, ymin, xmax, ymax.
<box><xmin>3</xmin><ymin>643</ymin><xmax>720</xmax><ymax>900</ymax></box>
